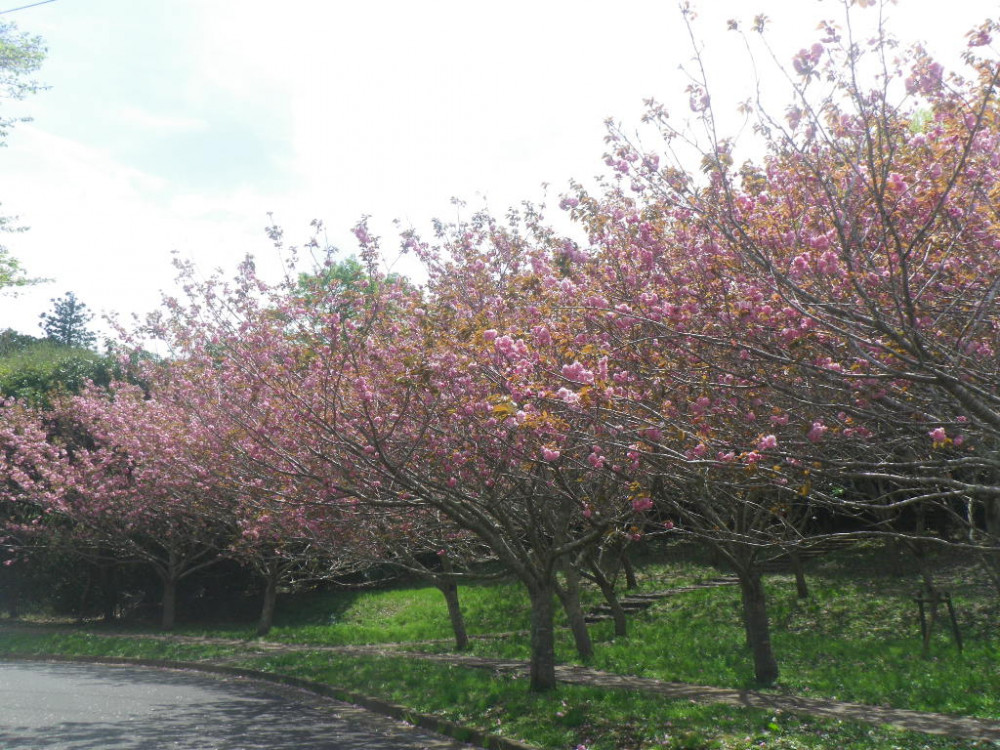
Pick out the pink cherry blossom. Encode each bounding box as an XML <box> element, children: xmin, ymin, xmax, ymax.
<box><xmin>631</xmin><ymin>497</ymin><xmax>654</xmax><ymax>512</ymax></box>
<box><xmin>807</xmin><ymin>421</ymin><xmax>828</xmax><ymax>443</ymax></box>
<box><xmin>758</xmin><ymin>434</ymin><xmax>778</xmax><ymax>451</ymax></box>
<box><xmin>561</xmin><ymin>361</ymin><xmax>595</xmax><ymax>384</ymax></box>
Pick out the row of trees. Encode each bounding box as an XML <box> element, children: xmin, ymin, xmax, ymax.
<box><xmin>3</xmin><ymin>3</ymin><xmax>999</xmax><ymax>691</ymax></box>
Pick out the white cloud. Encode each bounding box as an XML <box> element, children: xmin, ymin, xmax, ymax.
<box><xmin>117</xmin><ymin>106</ymin><xmax>208</xmax><ymax>135</ymax></box>
<box><xmin>0</xmin><ymin>124</ymin><xmax>281</xmax><ymax>337</ymax></box>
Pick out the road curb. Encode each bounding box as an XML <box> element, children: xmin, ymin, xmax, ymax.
<box><xmin>0</xmin><ymin>653</ymin><xmax>538</xmax><ymax>750</ymax></box>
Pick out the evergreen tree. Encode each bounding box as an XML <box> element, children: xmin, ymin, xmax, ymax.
<box><xmin>39</xmin><ymin>292</ymin><xmax>96</xmax><ymax>349</ymax></box>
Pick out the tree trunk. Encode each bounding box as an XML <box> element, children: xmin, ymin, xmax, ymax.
<box><xmin>985</xmin><ymin>497</ymin><xmax>1000</xmax><ymax>539</ymax></box>
<box><xmin>100</xmin><ymin>565</ymin><xmax>118</xmax><ymax>623</ymax></box>
<box><xmin>919</xmin><ymin>587</ymin><xmax>942</xmax><ymax>657</ymax></box>
<box><xmin>437</xmin><ymin>578</ymin><xmax>469</xmax><ymax>651</ymax></box>
<box><xmin>256</xmin><ymin>572</ymin><xmax>279</xmax><ymax>637</ymax></box>
<box><xmin>982</xmin><ymin>499</ymin><xmax>1000</xmax><ymax>598</ymax></box>
<box><xmin>4</xmin><ymin>582</ymin><xmax>19</xmax><ymax>619</ymax></box>
<box><xmin>622</xmin><ymin>553</ymin><xmax>638</xmax><ymax>590</ymax></box>
<box><xmin>77</xmin><ymin>567</ymin><xmax>94</xmax><ymax>623</ymax></box>
<box><xmin>527</xmin><ymin>581</ymin><xmax>558</xmax><ymax>692</ymax></box>
<box><xmin>977</xmin><ymin>550</ymin><xmax>1000</xmax><ymax>598</ymax></box>
<box><xmin>160</xmin><ymin>575</ymin><xmax>178</xmax><ymax>631</ymax></box>
<box><xmin>738</xmin><ymin>568</ymin><xmax>779</xmax><ymax>685</ymax></box>
<box><xmin>588</xmin><ymin>558</ymin><xmax>628</xmax><ymax>637</ymax></box>
<box><xmin>554</xmin><ymin>563</ymin><xmax>593</xmax><ymax>660</ymax></box>
<box><xmin>911</xmin><ymin>543</ymin><xmax>941</xmax><ymax>657</ymax></box>
<box><xmin>790</xmin><ymin>549</ymin><xmax>809</xmax><ymax>599</ymax></box>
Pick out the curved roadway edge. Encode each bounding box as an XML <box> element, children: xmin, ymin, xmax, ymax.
<box><xmin>8</xmin><ymin>647</ymin><xmax>1000</xmax><ymax>744</ymax></box>
<box><xmin>0</xmin><ymin>653</ymin><xmax>538</xmax><ymax>750</ymax></box>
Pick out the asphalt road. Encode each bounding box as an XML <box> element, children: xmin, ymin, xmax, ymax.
<box><xmin>0</xmin><ymin>661</ymin><xmax>476</xmax><ymax>749</ymax></box>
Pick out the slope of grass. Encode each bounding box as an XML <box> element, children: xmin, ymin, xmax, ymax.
<box><xmin>234</xmin><ymin>649</ymin><xmax>991</xmax><ymax>750</ymax></box>
<box><xmin>400</xmin><ymin>548</ymin><xmax>1000</xmax><ymax>719</ymax></box>
<box><xmin>3</xmin><ymin>543</ymin><xmax>998</xmax><ymax>748</ymax></box>
<box><xmin>170</xmin><ymin>578</ymin><xmax>535</xmax><ymax>645</ymax></box>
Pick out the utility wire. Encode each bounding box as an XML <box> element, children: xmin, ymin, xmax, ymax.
<box><xmin>0</xmin><ymin>0</ymin><xmax>58</xmax><ymax>15</ymax></box>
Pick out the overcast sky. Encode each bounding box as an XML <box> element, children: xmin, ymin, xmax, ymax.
<box><xmin>0</xmin><ymin>0</ymin><xmax>994</xmax><ymax>339</ymax></box>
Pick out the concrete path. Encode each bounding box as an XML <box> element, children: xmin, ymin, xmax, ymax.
<box><xmin>0</xmin><ymin>660</ymin><xmax>476</xmax><ymax>750</ymax></box>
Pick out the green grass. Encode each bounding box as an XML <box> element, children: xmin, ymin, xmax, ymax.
<box><xmin>173</xmin><ymin>579</ymin><xmax>536</xmax><ymax>645</ymax></box>
<box><xmin>3</xmin><ymin>544</ymin><xmax>999</xmax><ymax>748</ymax></box>
<box><xmin>0</xmin><ymin>628</ymin><xmax>242</xmax><ymax>662</ymax></box>
<box><xmin>602</xmin><ymin>581</ymin><xmax>1000</xmax><ymax>715</ymax></box>
<box><xmin>404</xmin><ymin>548</ymin><xmax>1000</xmax><ymax>715</ymax></box>
<box><xmin>427</xmin><ymin>558</ymin><xmax>1000</xmax><ymax>719</ymax></box>
<box><xmin>229</xmin><ymin>650</ymin><xmax>993</xmax><ymax>750</ymax></box>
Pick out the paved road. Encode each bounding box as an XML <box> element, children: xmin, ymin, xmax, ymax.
<box><xmin>0</xmin><ymin>661</ymin><xmax>476</xmax><ymax>749</ymax></box>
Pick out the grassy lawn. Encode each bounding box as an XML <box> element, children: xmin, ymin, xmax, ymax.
<box><xmin>2</xmin><ymin>543</ymin><xmax>998</xmax><ymax>749</ymax></box>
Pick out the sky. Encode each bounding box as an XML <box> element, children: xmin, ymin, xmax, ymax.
<box><xmin>0</xmin><ymin>0</ymin><xmax>996</xmax><ymax>340</ymax></box>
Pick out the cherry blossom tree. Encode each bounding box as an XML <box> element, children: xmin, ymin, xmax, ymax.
<box><xmin>552</xmin><ymin>1</ymin><xmax>1000</xmax><ymax>682</ymax></box>
<box><xmin>618</xmin><ymin>2</ymin><xmax>999</xmax><ymax>508</ymax></box>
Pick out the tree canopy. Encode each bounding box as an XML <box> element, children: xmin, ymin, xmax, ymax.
<box><xmin>0</xmin><ymin>19</ymin><xmax>46</xmax><ymax>294</ymax></box>
<box><xmin>0</xmin><ymin>19</ymin><xmax>45</xmax><ymax>143</ymax></box>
